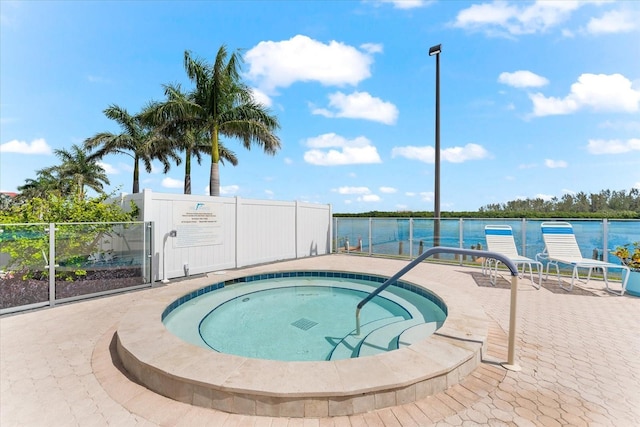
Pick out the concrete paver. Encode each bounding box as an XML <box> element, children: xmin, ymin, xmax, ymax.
<box><xmin>2</xmin><ymin>255</ymin><xmax>639</xmax><ymax>426</ymax></box>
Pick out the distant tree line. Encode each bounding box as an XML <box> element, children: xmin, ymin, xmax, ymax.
<box><xmin>478</xmin><ymin>189</ymin><xmax>639</xmax><ymax>218</ymax></box>
<box><xmin>334</xmin><ymin>188</ymin><xmax>640</xmax><ymax>219</ymax></box>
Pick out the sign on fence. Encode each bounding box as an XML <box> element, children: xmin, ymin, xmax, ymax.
<box><xmin>173</xmin><ymin>201</ymin><xmax>223</xmax><ymax>247</ymax></box>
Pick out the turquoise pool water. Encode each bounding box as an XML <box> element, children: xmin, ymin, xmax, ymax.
<box><xmin>162</xmin><ymin>273</ymin><xmax>447</xmax><ymax>361</ymax></box>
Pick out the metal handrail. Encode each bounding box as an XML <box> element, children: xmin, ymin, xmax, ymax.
<box><xmin>355</xmin><ymin>246</ymin><xmax>522</xmax><ymax>370</ymax></box>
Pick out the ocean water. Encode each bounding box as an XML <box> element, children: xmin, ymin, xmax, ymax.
<box><xmin>334</xmin><ymin>218</ymin><xmax>640</xmax><ymax>264</ymax></box>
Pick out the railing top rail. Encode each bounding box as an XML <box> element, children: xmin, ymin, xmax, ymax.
<box><xmin>0</xmin><ymin>221</ymin><xmax>147</xmax><ymax>227</ymax></box>
<box><xmin>356</xmin><ymin>246</ymin><xmax>518</xmax><ymax>311</ymax></box>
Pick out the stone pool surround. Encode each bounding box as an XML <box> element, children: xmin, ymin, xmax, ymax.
<box><xmin>116</xmin><ymin>266</ymin><xmax>490</xmax><ymax>418</ymax></box>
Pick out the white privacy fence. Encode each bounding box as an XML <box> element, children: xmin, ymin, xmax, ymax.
<box><xmin>120</xmin><ymin>190</ymin><xmax>332</xmax><ymax>282</ymax></box>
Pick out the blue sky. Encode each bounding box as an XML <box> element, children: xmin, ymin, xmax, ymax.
<box><xmin>1</xmin><ymin>0</ymin><xmax>639</xmax><ymax>213</ymax></box>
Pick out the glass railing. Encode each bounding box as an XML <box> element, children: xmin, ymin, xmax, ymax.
<box><xmin>333</xmin><ymin>217</ymin><xmax>640</xmax><ymax>268</ymax></box>
<box><xmin>0</xmin><ymin>221</ymin><xmax>153</xmax><ymax>314</ymax></box>
<box><xmin>0</xmin><ymin>223</ymin><xmax>50</xmax><ymax>310</ymax></box>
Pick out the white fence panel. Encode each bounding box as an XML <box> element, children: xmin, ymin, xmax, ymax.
<box><xmin>237</xmin><ymin>198</ymin><xmax>297</xmax><ymax>267</ymax></box>
<box><xmin>297</xmin><ymin>202</ymin><xmax>332</xmax><ymax>258</ymax></box>
<box><xmin>119</xmin><ymin>190</ymin><xmax>331</xmax><ymax>281</ymax></box>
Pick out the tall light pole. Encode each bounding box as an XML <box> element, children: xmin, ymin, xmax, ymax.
<box><xmin>429</xmin><ymin>43</ymin><xmax>441</xmax><ymax>250</ymax></box>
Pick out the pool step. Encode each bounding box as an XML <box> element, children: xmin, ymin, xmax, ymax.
<box><xmin>328</xmin><ymin>316</ymin><xmax>405</xmax><ymax>361</ymax></box>
<box><xmin>357</xmin><ymin>318</ymin><xmax>425</xmax><ymax>357</ymax></box>
<box><xmin>397</xmin><ymin>322</ymin><xmax>440</xmax><ymax>348</ymax></box>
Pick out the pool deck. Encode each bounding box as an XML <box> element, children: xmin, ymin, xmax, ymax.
<box><xmin>2</xmin><ymin>254</ymin><xmax>639</xmax><ymax>426</ymax></box>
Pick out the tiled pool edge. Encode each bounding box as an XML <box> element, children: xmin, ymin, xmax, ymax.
<box><xmin>115</xmin><ymin>268</ymin><xmax>490</xmax><ymax>417</ymax></box>
<box><xmin>160</xmin><ymin>271</ymin><xmax>448</xmax><ymax>321</ymax></box>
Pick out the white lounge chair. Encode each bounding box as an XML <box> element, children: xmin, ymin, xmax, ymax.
<box><xmin>484</xmin><ymin>225</ymin><xmax>542</xmax><ymax>288</ymax></box>
<box><xmin>539</xmin><ymin>221</ymin><xmax>630</xmax><ymax>295</ymax></box>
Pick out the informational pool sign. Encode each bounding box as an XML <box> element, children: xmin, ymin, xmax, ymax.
<box><xmin>173</xmin><ymin>201</ymin><xmax>223</xmax><ymax>247</ymax></box>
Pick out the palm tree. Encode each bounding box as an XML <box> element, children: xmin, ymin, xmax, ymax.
<box><xmin>151</xmin><ymin>46</ymin><xmax>280</xmax><ymax>196</ymax></box>
<box><xmin>17</xmin><ymin>168</ymin><xmax>67</xmax><ymax>200</ymax></box>
<box><xmin>84</xmin><ymin>105</ymin><xmax>180</xmax><ymax>193</ymax></box>
<box><xmin>144</xmin><ymin>84</ymin><xmax>239</xmax><ymax>194</ymax></box>
<box><xmin>177</xmin><ymin>127</ymin><xmax>239</xmax><ymax>194</ymax></box>
<box><xmin>52</xmin><ymin>144</ymin><xmax>110</xmax><ymax>199</ymax></box>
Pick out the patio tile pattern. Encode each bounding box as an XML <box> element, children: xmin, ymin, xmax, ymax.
<box><xmin>2</xmin><ymin>255</ymin><xmax>639</xmax><ymax>426</ymax></box>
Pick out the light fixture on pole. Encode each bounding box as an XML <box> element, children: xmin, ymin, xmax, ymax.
<box><xmin>428</xmin><ymin>43</ymin><xmax>441</xmax><ymax>250</ymax></box>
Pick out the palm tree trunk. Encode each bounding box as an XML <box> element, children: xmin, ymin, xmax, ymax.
<box><xmin>184</xmin><ymin>149</ymin><xmax>192</xmax><ymax>195</ymax></box>
<box><xmin>210</xmin><ymin>162</ymin><xmax>220</xmax><ymax>196</ymax></box>
<box><xmin>133</xmin><ymin>155</ymin><xmax>140</xmax><ymax>194</ymax></box>
<box><xmin>209</xmin><ymin>126</ymin><xmax>220</xmax><ymax>196</ymax></box>
<box><xmin>78</xmin><ymin>177</ymin><xmax>84</xmax><ymax>200</ymax></box>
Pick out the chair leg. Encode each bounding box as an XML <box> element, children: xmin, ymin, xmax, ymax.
<box><xmin>586</xmin><ymin>267</ymin><xmax>593</xmax><ymax>284</ymax></box>
<box><xmin>527</xmin><ymin>263</ymin><xmax>534</xmax><ymax>286</ymax></box>
<box><xmin>602</xmin><ymin>268</ymin><xmax>610</xmax><ymax>293</ymax></box>
<box><xmin>563</xmin><ymin>266</ymin><xmax>579</xmax><ymax>292</ymax></box>
<box><xmin>556</xmin><ymin>262</ymin><xmax>570</xmax><ymax>291</ymax></box>
<box><xmin>490</xmin><ymin>260</ymin><xmax>499</xmax><ymax>286</ymax></box>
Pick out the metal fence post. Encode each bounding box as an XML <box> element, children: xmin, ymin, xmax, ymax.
<box><xmin>603</xmin><ymin>218</ymin><xmax>608</xmax><ymax>263</ymax></box>
<box><xmin>368</xmin><ymin>218</ymin><xmax>373</xmax><ymax>255</ymax></box>
<box><xmin>48</xmin><ymin>223</ymin><xmax>56</xmax><ymax>307</ymax></box>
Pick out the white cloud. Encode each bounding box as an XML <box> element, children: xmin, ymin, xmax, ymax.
<box><xmin>360</xmin><ymin>43</ymin><xmax>383</xmax><ymax>54</ymax></box>
<box><xmin>97</xmin><ymin>161</ymin><xmax>119</xmax><ymax>174</ymax></box>
<box><xmin>376</xmin><ymin>0</ymin><xmax>431</xmax><ymax>10</ymax></box>
<box><xmin>379</xmin><ymin>186</ymin><xmax>397</xmax><ymax>194</ymax></box>
<box><xmin>453</xmin><ymin>0</ymin><xmax>582</xmax><ymax>36</ymax></box>
<box><xmin>498</xmin><ymin>70</ymin><xmax>549</xmax><ymax>88</ymax></box>
<box><xmin>264</xmin><ymin>189</ymin><xmax>274</xmax><ymax>197</ymax></box>
<box><xmin>334</xmin><ymin>186</ymin><xmax>371</xmax><ymax>195</ymax></box>
<box><xmin>359</xmin><ymin>194</ymin><xmax>381</xmax><ymax>202</ymax></box>
<box><xmin>392</xmin><ymin>146</ymin><xmax>435</xmax><ymax>163</ymax></box>
<box><xmin>586</xmin><ymin>138</ymin><xmax>640</xmax><ymax>155</ymax></box>
<box><xmin>442</xmin><ymin>143</ymin><xmax>490</xmax><ymax>163</ymax></box>
<box><xmin>391</xmin><ymin>143</ymin><xmax>489</xmax><ymax>163</ymax></box>
<box><xmin>161</xmin><ymin>177</ymin><xmax>183</xmax><ymax>189</ymax></box>
<box><xmin>586</xmin><ymin>9</ymin><xmax>640</xmax><ymax>34</ymax></box>
<box><xmin>303</xmin><ymin>133</ymin><xmax>382</xmax><ymax>166</ymax></box>
<box><xmin>530</xmin><ymin>73</ymin><xmax>640</xmax><ymax>117</ymax></box>
<box><xmin>0</xmin><ymin>138</ymin><xmax>52</xmax><ymax>154</ymax></box>
<box><xmin>244</xmin><ymin>35</ymin><xmax>377</xmax><ymax>93</ymax></box>
<box><xmin>544</xmin><ymin>159</ymin><xmax>568</xmax><ymax>168</ymax></box>
<box><xmin>220</xmin><ymin>185</ymin><xmax>239</xmax><ymax>195</ymax></box>
<box><xmin>420</xmin><ymin>191</ymin><xmax>434</xmax><ymax>202</ymax></box>
<box><xmin>250</xmin><ymin>87</ymin><xmax>272</xmax><ymax>107</ymax></box>
<box><xmin>311</xmin><ymin>91</ymin><xmax>398</xmax><ymax>125</ymax></box>
<box><xmin>306</xmin><ymin>133</ymin><xmax>371</xmax><ymax>149</ymax></box>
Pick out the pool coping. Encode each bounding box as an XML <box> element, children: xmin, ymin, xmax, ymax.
<box><xmin>116</xmin><ymin>266</ymin><xmax>491</xmax><ymax>417</ymax></box>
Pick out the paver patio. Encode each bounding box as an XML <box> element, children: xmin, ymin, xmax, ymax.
<box><xmin>2</xmin><ymin>255</ymin><xmax>639</xmax><ymax>426</ymax></box>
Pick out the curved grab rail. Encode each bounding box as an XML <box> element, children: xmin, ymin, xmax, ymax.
<box><xmin>354</xmin><ymin>246</ymin><xmax>522</xmax><ymax>370</ymax></box>
<box><xmin>356</xmin><ymin>246</ymin><xmax>518</xmax><ymax>312</ymax></box>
